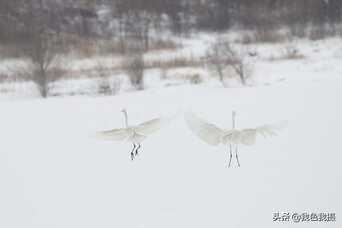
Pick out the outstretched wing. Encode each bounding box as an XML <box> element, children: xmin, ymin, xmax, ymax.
<box><xmin>237</xmin><ymin>121</ymin><xmax>287</xmax><ymax>145</ymax></box>
<box><xmin>135</xmin><ymin>118</ymin><xmax>167</xmax><ymax>136</ymax></box>
<box><xmin>96</xmin><ymin>128</ymin><xmax>130</xmax><ymax>141</ymax></box>
<box><xmin>184</xmin><ymin>112</ymin><xmax>225</xmax><ymax>146</ymax></box>
<box><xmin>256</xmin><ymin>121</ymin><xmax>287</xmax><ymax>137</ymax></box>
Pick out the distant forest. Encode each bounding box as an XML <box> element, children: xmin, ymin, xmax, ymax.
<box><xmin>1</xmin><ymin>0</ymin><xmax>341</xmax><ymax>43</ymax></box>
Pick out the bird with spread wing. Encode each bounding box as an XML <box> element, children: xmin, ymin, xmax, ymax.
<box><xmin>97</xmin><ymin>109</ymin><xmax>169</xmax><ymax>160</ymax></box>
<box><xmin>185</xmin><ymin>111</ymin><xmax>286</xmax><ymax>167</ymax></box>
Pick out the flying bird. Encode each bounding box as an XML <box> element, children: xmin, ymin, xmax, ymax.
<box><xmin>97</xmin><ymin>109</ymin><xmax>169</xmax><ymax>160</ymax></box>
<box><xmin>184</xmin><ymin>111</ymin><xmax>286</xmax><ymax>167</ymax></box>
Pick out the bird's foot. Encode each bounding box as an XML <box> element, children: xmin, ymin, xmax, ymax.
<box><xmin>135</xmin><ymin>144</ymin><xmax>141</xmax><ymax>157</ymax></box>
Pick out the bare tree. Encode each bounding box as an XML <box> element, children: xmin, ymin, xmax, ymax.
<box><xmin>206</xmin><ymin>38</ymin><xmax>252</xmax><ymax>86</ymax></box>
<box><xmin>21</xmin><ymin>0</ymin><xmax>62</xmax><ymax>98</ymax></box>
<box><xmin>206</xmin><ymin>40</ymin><xmax>225</xmax><ymax>83</ymax></box>
<box><xmin>26</xmin><ymin>32</ymin><xmax>61</xmax><ymax>97</ymax></box>
<box><xmin>126</xmin><ymin>51</ymin><xmax>145</xmax><ymax>90</ymax></box>
<box><xmin>112</xmin><ymin>0</ymin><xmax>158</xmax><ymax>53</ymax></box>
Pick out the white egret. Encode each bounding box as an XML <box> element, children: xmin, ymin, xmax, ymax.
<box><xmin>97</xmin><ymin>109</ymin><xmax>169</xmax><ymax>160</ymax></box>
<box><xmin>184</xmin><ymin>111</ymin><xmax>285</xmax><ymax>167</ymax></box>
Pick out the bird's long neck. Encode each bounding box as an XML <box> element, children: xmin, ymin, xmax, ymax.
<box><xmin>232</xmin><ymin>111</ymin><xmax>236</xmax><ymax>129</ymax></box>
<box><xmin>123</xmin><ymin>111</ymin><xmax>128</xmax><ymax>128</ymax></box>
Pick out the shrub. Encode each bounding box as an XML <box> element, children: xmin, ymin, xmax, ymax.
<box><xmin>94</xmin><ymin>62</ymin><xmax>122</xmax><ymax>95</ymax></box>
<box><xmin>126</xmin><ymin>52</ymin><xmax>144</xmax><ymax>90</ymax></box>
<box><xmin>189</xmin><ymin>73</ymin><xmax>202</xmax><ymax>84</ymax></box>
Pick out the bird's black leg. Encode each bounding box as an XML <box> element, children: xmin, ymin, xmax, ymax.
<box><xmin>235</xmin><ymin>145</ymin><xmax>241</xmax><ymax>167</ymax></box>
<box><xmin>228</xmin><ymin>144</ymin><xmax>233</xmax><ymax>168</ymax></box>
<box><xmin>135</xmin><ymin>144</ymin><xmax>141</xmax><ymax>156</ymax></box>
<box><xmin>131</xmin><ymin>143</ymin><xmax>136</xmax><ymax>161</ymax></box>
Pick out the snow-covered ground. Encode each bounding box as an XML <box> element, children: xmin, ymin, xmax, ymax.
<box><xmin>0</xmin><ymin>35</ymin><xmax>342</xmax><ymax>227</ymax></box>
<box><xmin>1</xmin><ymin>78</ymin><xmax>341</xmax><ymax>227</ymax></box>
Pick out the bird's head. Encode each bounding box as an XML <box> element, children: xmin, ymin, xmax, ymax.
<box><xmin>121</xmin><ymin>109</ymin><xmax>127</xmax><ymax>114</ymax></box>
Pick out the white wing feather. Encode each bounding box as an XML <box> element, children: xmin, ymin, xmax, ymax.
<box><xmin>184</xmin><ymin>112</ymin><xmax>225</xmax><ymax>146</ymax></box>
<box><xmin>96</xmin><ymin>128</ymin><xmax>130</xmax><ymax>141</ymax></box>
<box><xmin>135</xmin><ymin>117</ymin><xmax>169</xmax><ymax>135</ymax></box>
<box><xmin>237</xmin><ymin>121</ymin><xmax>287</xmax><ymax>145</ymax></box>
<box><xmin>256</xmin><ymin>121</ymin><xmax>287</xmax><ymax>137</ymax></box>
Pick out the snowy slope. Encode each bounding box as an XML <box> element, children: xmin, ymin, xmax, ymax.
<box><xmin>0</xmin><ymin>76</ymin><xmax>341</xmax><ymax>227</ymax></box>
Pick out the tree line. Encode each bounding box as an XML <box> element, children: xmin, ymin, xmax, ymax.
<box><xmin>1</xmin><ymin>0</ymin><xmax>342</xmax><ymax>43</ymax></box>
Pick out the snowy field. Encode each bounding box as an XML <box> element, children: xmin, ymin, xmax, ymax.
<box><xmin>1</xmin><ymin>79</ymin><xmax>341</xmax><ymax>227</ymax></box>
<box><xmin>0</xmin><ymin>36</ymin><xmax>342</xmax><ymax>227</ymax></box>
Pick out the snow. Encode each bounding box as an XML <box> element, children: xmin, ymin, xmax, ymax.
<box><xmin>0</xmin><ymin>34</ymin><xmax>342</xmax><ymax>227</ymax></box>
<box><xmin>0</xmin><ymin>76</ymin><xmax>342</xmax><ymax>227</ymax></box>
